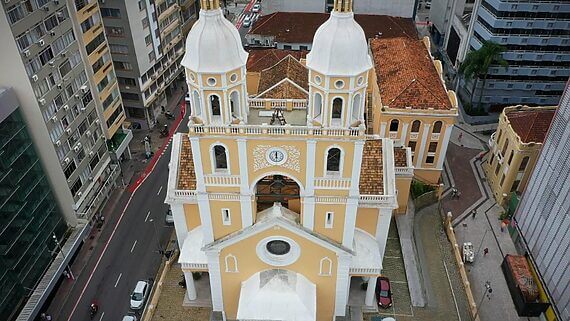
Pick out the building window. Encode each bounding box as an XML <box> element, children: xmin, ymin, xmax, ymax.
<box><xmin>325</xmin><ymin>212</ymin><xmax>334</xmax><ymax>229</ymax></box>
<box><xmin>499</xmin><ymin>174</ymin><xmax>506</xmax><ymax>186</ymax></box>
<box><xmin>351</xmin><ymin>93</ymin><xmax>361</xmax><ymax>122</ymax></box>
<box><xmin>222</xmin><ymin>208</ymin><xmax>231</xmax><ymax>225</ymax></box>
<box><xmin>433</xmin><ymin>121</ymin><xmax>442</xmax><ymax>133</ymax></box>
<box><xmin>70</xmin><ymin>178</ymin><xmax>82</xmax><ymax>197</ymax></box>
<box><xmin>332</xmin><ymin>98</ymin><xmax>343</xmax><ymax>119</ymax></box>
<box><xmin>501</xmin><ymin>138</ymin><xmax>509</xmax><ymax>156</ymax></box>
<box><xmin>213</xmin><ymin>145</ymin><xmax>228</xmax><ymax>170</ymax></box>
<box><xmin>411</xmin><ymin>120</ymin><xmax>421</xmax><ymax>132</ymax></box>
<box><xmin>319</xmin><ymin>257</ymin><xmax>332</xmax><ymax>276</ymax></box>
<box><xmin>101</xmin><ymin>8</ymin><xmax>121</xmax><ymax>18</ymax></box>
<box><xmin>313</xmin><ymin>93</ymin><xmax>322</xmax><ymax>118</ymax></box>
<box><xmin>326</xmin><ymin>147</ymin><xmax>341</xmax><ymax>173</ymax></box>
<box><xmin>210</xmin><ymin>95</ymin><xmax>221</xmax><ymax>116</ymax></box>
<box><xmin>266</xmin><ymin>240</ymin><xmax>291</xmax><ymax>255</ymax></box>
<box><xmin>507</xmin><ymin>151</ymin><xmax>513</xmax><ymax>165</ymax></box>
<box><xmin>519</xmin><ymin>156</ymin><xmax>529</xmax><ymax>172</ymax></box>
<box><xmin>408</xmin><ymin>141</ymin><xmax>416</xmax><ymax>152</ymax></box>
<box><xmin>224</xmin><ymin>254</ymin><xmax>238</xmax><ymax>273</ymax></box>
<box><xmin>389</xmin><ymin>119</ymin><xmax>399</xmax><ymax>132</ymax></box>
<box><xmin>230</xmin><ymin>91</ymin><xmax>240</xmax><ymax>118</ymax></box>
<box><xmin>192</xmin><ymin>90</ymin><xmax>201</xmax><ymax>116</ymax></box>
<box><xmin>495</xmin><ymin>162</ymin><xmax>501</xmax><ymax>176</ymax></box>
<box><xmin>426</xmin><ymin>155</ymin><xmax>435</xmax><ymax>164</ymax></box>
<box><xmin>489</xmin><ymin>154</ymin><xmax>495</xmax><ymax>165</ymax></box>
<box><xmin>64</xmin><ymin>160</ymin><xmax>77</xmax><ymax>178</ymax></box>
<box><xmin>428</xmin><ymin>142</ymin><xmax>438</xmax><ymax>153</ymax></box>
<box><xmin>511</xmin><ymin>180</ymin><xmax>520</xmax><ymax>193</ymax></box>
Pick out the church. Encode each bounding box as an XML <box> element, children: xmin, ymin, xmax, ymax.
<box><xmin>165</xmin><ymin>0</ymin><xmax>458</xmax><ymax>320</ymax></box>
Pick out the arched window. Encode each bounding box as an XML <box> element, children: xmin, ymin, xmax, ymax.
<box><xmin>332</xmin><ymin>98</ymin><xmax>343</xmax><ymax>119</ymax></box>
<box><xmin>411</xmin><ymin>120</ymin><xmax>421</xmax><ymax>132</ymax></box>
<box><xmin>433</xmin><ymin>121</ymin><xmax>442</xmax><ymax>133</ymax></box>
<box><xmin>326</xmin><ymin>148</ymin><xmax>341</xmax><ymax>173</ymax></box>
<box><xmin>314</xmin><ymin>93</ymin><xmax>323</xmax><ymax>118</ymax></box>
<box><xmin>192</xmin><ymin>91</ymin><xmax>201</xmax><ymax>116</ymax></box>
<box><xmin>389</xmin><ymin>119</ymin><xmax>399</xmax><ymax>132</ymax></box>
<box><xmin>230</xmin><ymin>91</ymin><xmax>240</xmax><ymax>118</ymax></box>
<box><xmin>224</xmin><ymin>254</ymin><xmax>238</xmax><ymax>273</ymax></box>
<box><xmin>502</xmin><ymin>138</ymin><xmax>509</xmax><ymax>156</ymax></box>
<box><xmin>210</xmin><ymin>95</ymin><xmax>221</xmax><ymax>116</ymax></box>
<box><xmin>519</xmin><ymin>156</ymin><xmax>529</xmax><ymax>172</ymax></box>
<box><xmin>351</xmin><ymin>94</ymin><xmax>361</xmax><ymax>122</ymax></box>
<box><xmin>213</xmin><ymin>145</ymin><xmax>228</xmax><ymax>170</ymax></box>
<box><xmin>319</xmin><ymin>257</ymin><xmax>333</xmax><ymax>276</ymax></box>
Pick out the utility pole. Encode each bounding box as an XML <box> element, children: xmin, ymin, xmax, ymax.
<box><xmin>52</xmin><ymin>233</ymin><xmax>75</xmax><ymax>280</ymax></box>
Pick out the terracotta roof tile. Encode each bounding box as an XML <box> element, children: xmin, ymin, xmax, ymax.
<box><xmin>359</xmin><ymin>139</ymin><xmax>384</xmax><ymax>195</ymax></box>
<box><xmin>248</xmin><ymin>12</ymin><xmax>417</xmax><ymax>44</ymax></box>
<box><xmin>257</xmin><ymin>55</ymin><xmax>308</xmax><ymax>97</ymax></box>
<box><xmin>247</xmin><ymin>48</ymin><xmax>308</xmax><ymax>72</ymax></box>
<box><xmin>394</xmin><ymin>147</ymin><xmax>408</xmax><ymax>167</ymax></box>
<box><xmin>258</xmin><ymin>81</ymin><xmax>308</xmax><ymax>99</ymax></box>
<box><xmin>177</xmin><ymin>135</ymin><xmax>197</xmax><ymax>190</ymax></box>
<box><xmin>506</xmin><ymin>108</ymin><xmax>556</xmax><ymax>144</ymax></box>
<box><xmin>370</xmin><ymin>37</ymin><xmax>452</xmax><ymax>110</ymax></box>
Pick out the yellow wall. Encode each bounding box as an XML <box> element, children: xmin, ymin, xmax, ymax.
<box><xmin>395</xmin><ymin>177</ymin><xmax>412</xmax><ymax>214</ymax></box>
<box><xmin>355</xmin><ymin>208</ymin><xmax>378</xmax><ymax>236</ymax></box>
<box><xmin>184</xmin><ymin>204</ymin><xmax>201</xmax><ymax>231</ymax></box>
<box><xmin>314</xmin><ymin>141</ymin><xmax>355</xmax><ymax>179</ymax></box>
<box><xmin>246</xmin><ymin>72</ymin><xmax>261</xmax><ymax>94</ymax></box>
<box><xmin>219</xmin><ymin>227</ymin><xmax>339</xmax><ymax>321</ymax></box>
<box><xmin>210</xmin><ymin>200</ymin><xmax>243</xmax><ymax>239</ymax></box>
<box><xmin>313</xmin><ymin>203</ymin><xmax>347</xmax><ymax>243</ymax></box>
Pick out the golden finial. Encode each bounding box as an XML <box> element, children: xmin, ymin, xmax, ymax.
<box><xmin>200</xmin><ymin>0</ymin><xmax>220</xmax><ymax>10</ymax></box>
<box><xmin>333</xmin><ymin>0</ymin><xmax>352</xmax><ymax>12</ymax></box>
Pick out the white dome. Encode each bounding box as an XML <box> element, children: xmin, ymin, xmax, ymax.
<box><xmin>306</xmin><ymin>11</ymin><xmax>372</xmax><ymax>76</ymax></box>
<box><xmin>182</xmin><ymin>8</ymin><xmax>248</xmax><ymax>73</ymax></box>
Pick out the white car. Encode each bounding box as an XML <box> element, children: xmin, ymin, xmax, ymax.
<box><xmin>130</xmin><ymin>280</ymin><xmax>150</xmax><ymax>310</ymax></box>
<box><xmin>184</xmin><ymin>92</ymin><xmax>191</xmax><ymax>105</ymax></box>
<box><xmin>122</xmin><ymin>316</ymin><xmax>137</xmax><ymax>321</ymax></box>
<box><xmin>252</xmin><ymin>3</ymin><xmax>261</xmax><ymax>13</ymax></box>
<box><xmin>243</xmin><ymin>15</ymin><xmax>251</xmax><ymax>28</ymax></box>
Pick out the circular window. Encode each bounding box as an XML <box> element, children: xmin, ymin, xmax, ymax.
<box><xmin>314</xmin><ymin>75</ymin><xmax>322</xmax><ymax>85</ymax></box>
<box><xmin>189</xmin><ymin>73</ymin><xmax>196</xmax><ymax>82</ymax></box>
<box><xmin>266</xmin><ymin>240</ymin><xmax>291</xmax><ymax>255</ymax></box>
<box><xmin>357</xmin><ymin>76</ymin><xmax>364</xmax><ymax>86</ymax></box>
<box><xmin>256</xmin><ymin>236</ymin><xmax>300</xmax><ymax>266</ymax></box>
<box><xmin>230</xmin><ymin>73</ymin><xmax>238</xmax><ymax>83</ymax></box>
<box><xmin>207</xmin><ymin>77</ymin><xmax>216</xmax><ymax>86</ymax></box>
<box><xmin>334</xmin><ymin>80</ymin><xmax>344</xmax><ymax>89</ymax></box>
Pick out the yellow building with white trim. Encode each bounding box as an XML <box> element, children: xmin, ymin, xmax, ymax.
<box><xmin>165</xmin><ymin>0</ymin><xmax>456</xmax><ymax>320</ymax></box>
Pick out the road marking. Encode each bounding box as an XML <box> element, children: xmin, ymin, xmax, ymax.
<box><xmin>145</xmin><ymin>211</ymin><xmax>151</xmax><ymax>222</ymax></box>
<box><xmin>114</xmin><ymin>273</ymin><xmax>122</xmax><ymax>287</ymax></box>
<box><xmin>99</xmin><ymin>311</ymin><xmax>105</xmax><ymax>321</ymax></box>
<box><xmin>157</xmin><ymin>186</ymin><xmax>163</xmax><ymax>195</ymax></box>
<box><xmin>131</xmin><ymin>240</ymin><xmax>137</xmax><ymax>253</ymax></box>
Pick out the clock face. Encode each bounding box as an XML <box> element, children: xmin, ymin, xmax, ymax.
<box><xmin>266</xmin><ymin>148</ymin><xmax>287</xmax><ymax>165</ymax></box>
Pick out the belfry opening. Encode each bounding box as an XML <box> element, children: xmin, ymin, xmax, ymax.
<box><xmin>254</xmin><ymin>175</ymin><xmax>301</xmax><ymax>213</ymax></box>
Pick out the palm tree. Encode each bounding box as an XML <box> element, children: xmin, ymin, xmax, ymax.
<box><xmin>459</xmin><ymin>41</ymin><xmax>509</xmax><ymax>109</ymax></box>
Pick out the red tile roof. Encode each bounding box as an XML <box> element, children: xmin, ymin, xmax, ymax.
<box><xmin>359</xmin><ymin>139</ymin><xmax>384</xmax><ymax>195</ymax></box>
<box><xmin>257</xmin><ymin>55</ymin><xmax>308</xmax><ymax>98</ymax></box>
<box><xmin>177</xmin><ymin>135</ymin><xmax>197</xmax><ymax>190</ymax></box>
<box><xmin>370</xmin><ymin>37</ymin><xmax>452</xmax><ymax>110</ymax></box>
<box><xmin>247</xmin><ymin>48</ymin><xmax>307</xmax><ymax>72</ymax></box>
<box><xmin>505</xmin><ymin>108</ymin><xmax>556</xmax><ymax>144</ymax></box>
<box><xmin>248</xmin><ymin>12</ymin><xmax>417</xmax><ymax>44</ymax></box>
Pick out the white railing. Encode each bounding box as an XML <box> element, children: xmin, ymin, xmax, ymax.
<box><xmin>189</xmin><ymin>124</ymin><xmax>365</xmax><ymax>138</ymax></box>
<box><xmin>181</xmin><ymin>262</ymin><xmax>208</xmax><ymax>270</ymax></box>
<box><xmin>409</xmin><ymin>132</ymin><xmax>419</xmax><ymax>140</ymax></box>
<box><xmin>349</xmin><ymin>267</ymin><xmax>382</xmax><ymax>275</ymax></box>
<box><xmin>358</xmin><ymin>195</ymin><xmax>395</xmax><ymax>207</ymax></box>
<box><xmin>292</xmin><ymin>100</ymin><xmax>307</xmax><ymax>109</ymax></box>
<box><xmin>248</xmin><ymin>98</ymin><xmax>307</xmax><ymax>109</ymax></box>
<box><xmin>389</xmin><ymin>132</ymin><xmax>398</xmax><ymax>139</ymax></box>
<box><xmin>431</xmin><ymin>133</ymin><xmax>441</xmax><ymax>141</ymax></box>
<box><xmin>270</xmin><ymin>100</ymin><xmax>287</xmax><ymax>108</ymax></box>
<box><xmin>248</xmin><ymin>99</ymin><xmax>265</xmax><ymax>108</ymax></box>
<box><xmin>208</xmin><ymin>193</ymin><xmax>241</xmax><ymax>201</ymax></box>
<box><xmin>314</xmin><ymin>177</ymin><xmax>352</xmax><ymax>189</ymax></box>
<box><xmin>395</xmin><ymin>167</ymin><xmax>414</xmax><ymax>176</ymax></box>
<box><xmin>314</xmin><ymin>196</ymin><xmax>347</xmax><ymax>204</ymax></box>
<box><xmin>204</xmin><ymin>175</ymin><xmax>240</xmax><ymax>186</ymax></box>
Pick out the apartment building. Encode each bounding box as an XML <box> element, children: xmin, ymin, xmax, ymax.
<box><xmin>512</xmin><ymin>83</ymin><xmax>570</xmax><ymax>321</ymax></box>
<box><xmin>100</xmin><ymin>0</ymin><xmax>189</xmax><ymax>129</ymax></box>
<box><xmin>459</xmin><ymin>0</ymin><xmax>570</xmax><ymax>109</ymax></box>
<box><xmin>262</xmin><ymin>0</ymin><xmax>416</xmax><ymax>18</ymax></box>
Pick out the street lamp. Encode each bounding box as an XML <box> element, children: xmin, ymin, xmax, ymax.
<box><xmin>52</xmin><ymin>233</ymin><xmax>75</xmax><ymax>280</ymax></box>
<box><xmin>474</xmin><ymin>281</ymin><xmax>492</xmax><ymax>320</ymax></box>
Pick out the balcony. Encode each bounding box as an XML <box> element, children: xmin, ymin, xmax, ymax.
<box><xmin>107</xmin><ymin>128</ymin><xmax>133</xmax><ymax>159</ymax></box>
<box><xmin>189</xmin><ymin>123</ymin><xmax>366</xmax><ymax>139</ymax></box>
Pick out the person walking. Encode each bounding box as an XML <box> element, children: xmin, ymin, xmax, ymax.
<box><xmin>471</xmin><ymin>209</ymin><xmax>477</xmax><ymax>219</ymax></box>
<box><xmin>483</xmin><ymin>248</ymin><xmax>489</xmax><ymax>256</ymax></box>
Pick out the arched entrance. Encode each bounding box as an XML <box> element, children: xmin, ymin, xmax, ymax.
<box><xmin>254</xmin><ymin>174</ymin><xmax>301</xmax><ymax>213</ymax></box>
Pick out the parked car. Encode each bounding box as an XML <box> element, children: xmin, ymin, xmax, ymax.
<box><xmin>122</xmin><ymin>315</ymin><xmax>137</xmax><ymax>321</ymax></box>
<box><xmin>243</xmin><ymin>15</ymin><xmax>252</xmax><ymax>28</ymax></box>
<box><xmin>425</xmin><ymin>0</ymin><xmax>431</xmax><ymax>9</ymax></box>
<box><xmin>130</xmin><ymin>280</ymin><xmax>150</xmax><ymax>310</ymax></box>
<box><xmin>252</xmin><ymin>3</ymin><xmax>261</xmax><ymax>13</ymax></box>
<box><xmin>165</xmin><ymin>208</ymin><xmax>174</xmax><ymax>225</ymax></box>
<box><xmin>185</xmin><ymin>92</ymin><xmax>191</xmax><ymax>105</ymax></box>
<box><xmin>375</xmin><ymin>277</ymin><xmax>393</xmax><ymax>308</ymax></box>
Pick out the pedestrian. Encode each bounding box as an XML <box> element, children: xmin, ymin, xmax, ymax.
<box><xmin>40</xmin><ymin>313</ymin><xmax>47</xmax><ymax>321</ymax></box>
<box><xmin>471</xmin><ymin>209</ymin><xmax>477</xmax><ymax>219</ymax></box>
<box><xmin>46</xmin><ymin>314</ymin><xmax>52</xmax><ymax>321</ymax></box>
<box><xmin>63</xmin><ymin>270</ymin><xmax>69</xmax><ymax>279</ymax></box>
<box><xmin>483</xmin><ymin>248</ymin><xmax>489</xmax><ymax>256</ymax></box>
<box><xmin>501</xmin><ymin>220</ymin><xmax>508</xmax><ymax>232</ymax></box>
<box><xmin>458</xmin><ymin>132</ymin><xmax>463</xmax><ymax>142</ymax></box>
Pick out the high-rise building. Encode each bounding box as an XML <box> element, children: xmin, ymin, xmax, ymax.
<box><xmin>0</xmin><ymin>88</ymin><xmax>70</xmax><ymax>321</ymax></box>
<box><xmin>262</xmin><ymin>0</ymin><xmax>416</xmax><ymax>18</ymax></box>
<box><xmin>513</xmin><ymin>82</ymin><xmax>570</xmax><ymax>321</ymax></box>
<box><xmin>0</xmin><ymin>0</ymin><xmax>129</xmax><ymax>221</ymax></box>
<box><xmin>99</xmin><ymin>0</ymin><xmax>190</xmax><ymax>129</ymax></box>
<box><xmin>457</xmin><ymin>0</ymin><xmax>570</xmax><ymax>108</ymax></box>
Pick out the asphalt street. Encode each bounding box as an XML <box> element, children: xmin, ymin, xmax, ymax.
<box><xmin>56</xmin><ymin>120</ymin><xmax>189</xmax><ymax>321</ymax></box>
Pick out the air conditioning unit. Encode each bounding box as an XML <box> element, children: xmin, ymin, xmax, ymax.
<box><xmin>57</xmin><ymin>83</ymin><xmax>63</xmax><ymax>89</ymax></box>
<box><xmin>63</xmin><ymin>104</ymin><xmax>69</xmax><ymax>110</ymax></box>
<box><xmin>48</xmin><ymin>60</ymin><xmax>55</xmax><ymax>66</ymax></box>
<box><xmin>51</xmin><ymin>115</ymin><xmax>58</xmax><ymax>122</ymax></box>
<box><xmin>38</xmin><ymin>98</ymin><xmax>46</xmax><ymax>105</ymax></box>
<box><xmin>88</xmin><ymin>176</ymin><xmax>94</xmax><ymax>181</ymax></box>
<box><xmin>77</xmin><ymin>191</ymin><xmax>82</xmax><ymax>197</ymax></box>
<box><xmin>23</xmin><ymin>49</ymin><xmax>30</xmax><ymax>57</ymax></box>
<box><xmin>64</xmin><ymin>157</ymin><xmax>71</xmax><ymax>164</ymax></box>
<box><xmin>80</xmin><ymin>107</ymin><xmax>86</xmax><ymax>112</ymax></box>
<box><xmin>73</xmin><ymin>145</ymin><xmax>81</xmax><ymax>152</ymax></box>
<box><xmin>56</xmin><ymin>12</ymin><xmax>63</xmax><ymax>18</ymax></box>
<box><xmin>55</xmin><ymin>140</ymin><xmax>61</xmax><ymax>146</ymax></box>
<box><xmin>65</xmin><ymin>128</ymin><xmax>72</xmax><ymax>134</ymax></box>
<box><xmin>95</xmin><ymin>119</ymin><xmax>100</xmax><ymax>125</ymax></box>
<box><xmin>38</xmin><ymin>39</ymin><xmax>45</xmax><ymax>46</ymax></box>
<box><xmin>75</xmin><ymin>94</ymin><xmax>80</xmax><ymax>98</ymax></box>
<box><xmin>31</xmin><ymin>74</ymin><xmax>38</xmax><ymax>82</ymax></box>
<box><xmin>86</xmin><ymin>130</ymin><xmax>91</xmax><ymax>136</ymax></box>
<box><xmin>49</xmin><ymin>30</ymin><xmax>56</xmax><ymax>36</ymax></box>
<box><xmin>88</xmin><ymin>151</ymin><xmax>94</xmax><ymax>157</ymax></box>
<box><xmin>80</xmin><ymin>85</ymin><xmax>88</xmax><ymax>93</ymax></box>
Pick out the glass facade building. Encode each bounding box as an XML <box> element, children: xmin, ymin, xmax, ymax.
<box><xmin>0</xmin><ymin>90</ymin><xmax>68</xmax><ymax>321</ymax></box>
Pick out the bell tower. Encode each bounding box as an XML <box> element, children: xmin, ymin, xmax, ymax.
<box><xmin>306</xmin><ymin>0</ymin><xmax>371</xmax><ymax>128</ymax></box>
<box><xmin>182</xmin><ymin>0</ymin><xmax>249</xmax><ymax>125</ymax></box>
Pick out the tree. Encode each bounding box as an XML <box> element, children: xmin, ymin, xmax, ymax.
<box><xmin>459</xmin><ymin>41</ymin><xmax>508</xmax><ymax>109</ymax></box>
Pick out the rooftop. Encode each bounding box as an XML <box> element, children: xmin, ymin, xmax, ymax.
<box><xmin>504</xmin><ymin>106</ymin><xmax>556</xmax><ymax>144</ymax></box>
<box><xmin>256</xmin><ymin>55</ymin><xmax>309</xmax><ymax>99</ymax></box>
<box><xmin>248</xmin><ymin>12</ymin><xmax>417</xmax><ymax>44</ymax></box>
<box><xmin>359</xmin><ymin>139</ymin><xmax>384</xmax><ymax>195</ymax></box>
<box><xmin>247</xmin><ymin>48</ymin><xmax>308</xmax><ymax>72</ymax></box>
<box><xmin>370</xmin><ymin>37</ymin><xmax>453</xmax><ymax>110</ymax></box>
<box><xmin>177</xmin><ymin>135</ymin><xmax>197</xmax><ymax>190</ymax></box>
<box><xmin>394</xmin><ymin>146</ymin><xmax>409</xmax><ymax>167</ymax></box>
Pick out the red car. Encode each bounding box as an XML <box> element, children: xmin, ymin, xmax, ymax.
<box><xmin>375</xmin><ymin>277</ymin><xmax>393</xmax><ymax>308</ymax></box>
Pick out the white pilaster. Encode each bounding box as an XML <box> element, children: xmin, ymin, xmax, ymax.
<box><xmin>342</xmin><ymin>198</ymin><xmax>358</xmax><ymax>249</ymax></box>
<box><xmin>380</xmin><ymin>121</ymin><xmax>387</xmax><ymax>138</ymax></box>
<box><xmin>171</xmin><ymin>203</ymin><xmax>188</xmax><ymax>247</ymax></box>
<box><xmin>206</xmin><ymin>251</ymin><xmax>224</xmax><ymax>311</ymax></box>
<box><xmin>365</xmin><ymin>276</ymin><xmax>378</xmax><ymax>306</ymax></box>
<box><xmin>303</xmin><ymin>140</ymin><xmax>317</xmax><ymax>229</ymax></box>
<box><xmin>189</xmin><ymin>136</ymin><xmax>206</xmax><ymax>192</ymax></box>
<box><xmin>237</xmin><ymin>139</ymin><xmax>253</xmax><ymax>227</ymax></box>
<box><xmin>375</xmin><ymin>208</ymin><xmax>393</xmax><ymax>261</ymax></box>
<box><xmin>415</xmin><ymin>124</ymin><xmax>431</xmax><ymax>168</ymax></box>
<box><xmin>197</xmin><ymin>194</ymin><xmax>214</xmax><ymax>243</ymax></box>
<box><xmin>400</xmin><ymin>122</ymin><xmax>409</xmax><ymax>147</ymax></box>
<box><xmin>334</xmin><ymin>254</ymin><xmax>351</xmax><ymax>316</ymax></box>
<box><xmin>437</xmin><ymin>124</ymin><xmax>454</xmax><ymax>169</ymax></box>
<box><xmin>184</xmin><ymin>271</ymin><xmax>197</xmax><ymax>300</ymax></box>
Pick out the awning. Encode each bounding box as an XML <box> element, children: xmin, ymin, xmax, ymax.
<box><xmin>350</xmin><ymin>229</ymin><xmax>382</xmax><ymax>274</ymax></box>
<box><xmin>237</xmin><ymin>270</ymin><xmax>316</xmax><ymax>321</ymax></box>
<box><xmin>179</xmin><ymin>226</ymin><xmax>207</xmax><ymax>269</ymax></box>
